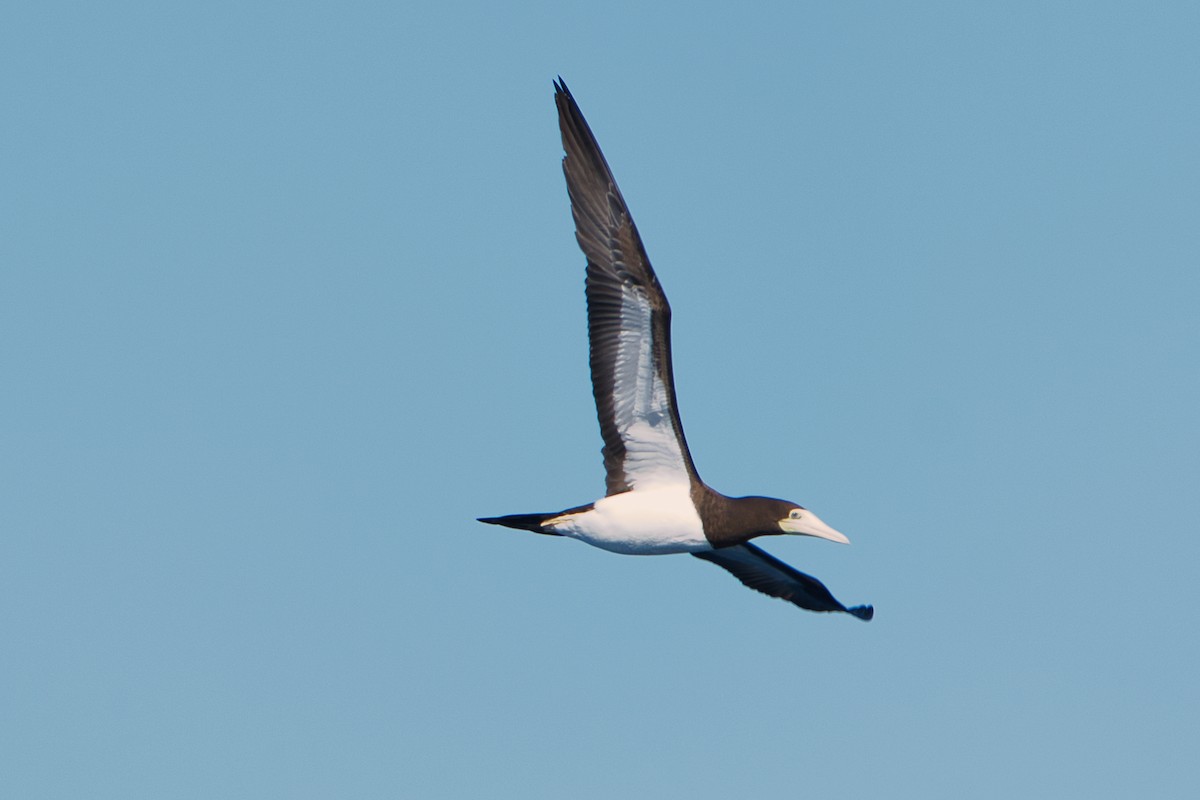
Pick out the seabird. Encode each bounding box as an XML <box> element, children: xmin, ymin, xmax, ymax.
<box><xmin>479</xmin><ymin>80</ymin><xmax>872</xmax><ymax>620</ymax></box>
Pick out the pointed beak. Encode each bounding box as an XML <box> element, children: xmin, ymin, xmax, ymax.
<box><xmin>780</xmin><ymin>511</ymin><xmax>851</xmax><ymax>544</ymax></box>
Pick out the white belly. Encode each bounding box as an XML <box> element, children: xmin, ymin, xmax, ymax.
<box><xmin>543</xmin><ymin>485</ymin><xmax>708</xmax><ymax>555</ymax></box>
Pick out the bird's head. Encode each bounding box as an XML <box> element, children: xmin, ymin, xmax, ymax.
<box><xmin>778</xmin><ymin>504</ymin><xmax>849</xmax><ymax>543</ymax></box>
<box><xmin>745</xmin><ymin>497</ymin><xmax>849</xmax><ymax>544</ymax></box>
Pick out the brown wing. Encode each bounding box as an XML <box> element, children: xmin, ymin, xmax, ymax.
<box><xmin>554</xmin><ymin>79</ymin><xmax>700</xmax><ymax>496</ymax></box>
<box><xmin>693</xmin><ymin>543</ymin><xmax>874</xmax><ymax>620</ymax></box>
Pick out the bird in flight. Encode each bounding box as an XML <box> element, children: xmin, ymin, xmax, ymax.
<box><xmin>479</xmin><ymin>80</ymin><xmax>872</xmax><ymax>620</ymax></box>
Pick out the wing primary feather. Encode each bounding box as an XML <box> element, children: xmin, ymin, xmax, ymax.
<box><xmin>693</xmin><ymin>543</ymin><xmax>873</xmax><ymax>620</ymax></box>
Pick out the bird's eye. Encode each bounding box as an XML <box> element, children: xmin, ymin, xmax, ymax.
<box><xmin>789</xmin><ymin>509</ymin><xmax>803</xmax><ymax>520</ymax></box>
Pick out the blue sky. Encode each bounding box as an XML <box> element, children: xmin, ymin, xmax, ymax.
<box><xmin>3</xmin><ymin>2</ymin><xmax>1198</xmax><ymax>798</ymax></box>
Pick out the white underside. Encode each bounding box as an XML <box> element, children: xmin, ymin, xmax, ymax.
<box><xmin>611</xmin><ymin>285</ymin><xmax>692</xmax><ymax>490</ymax></box>
<box><xmin>543</xmin><ymin>484</ymin><xmax>709</xmax><ymax>555</ymax></box>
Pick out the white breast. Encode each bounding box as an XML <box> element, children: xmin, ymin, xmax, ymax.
<box><xmin>543</xmin><ymin>485</ymin><xmax>708</xmax><ymax>555</ymax></box>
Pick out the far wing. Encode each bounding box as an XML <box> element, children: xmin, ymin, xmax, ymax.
<box><xmin>693</xmin><ymin>543</ymin><xmax>874</xmax><ymax>620</ymax></box>
<box><xmin>554</xmin><ymin>79</ymin><xmax>699</xmax><ymax>496</ymax></box>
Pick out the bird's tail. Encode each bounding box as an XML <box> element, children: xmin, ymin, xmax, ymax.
<box><xmin>477</xmin><ymin>502</ymin><xmax>594</xmax><ymax>536</ymax></box>
<box><xmin>477</xmin><ymin>512</ymin><xmax>561</xmax><ymax>535</ymax></box>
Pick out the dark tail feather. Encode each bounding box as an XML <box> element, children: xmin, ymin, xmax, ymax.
<box><xmin>477</xmin><ymin>512</ymin><xmax>563</xmax><ymax>536</ymax></box>
<box><xmin>478</xmin><ymin>503</ymin><xmax>593</xmax><ymax>536</ymax></box>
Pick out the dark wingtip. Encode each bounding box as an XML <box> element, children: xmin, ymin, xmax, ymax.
<box><xmin>554</xmin><ymin>76</ymin><xmax>570</xmax><ymax>96</ymax></box>
<box><xmin>477</xmin><ymin>516</ymin><xmax>499</xmax><ymax>525</ymax></box>
<box><xmin>848</xmin><ymin>604</ymin><xmax>874</xmax><ymax>621</ymax></box>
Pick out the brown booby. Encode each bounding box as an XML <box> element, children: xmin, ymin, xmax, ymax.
<box><xmin>479</xmin><ymin>80</ymin><xmax>872</xmax><ymax>620</ymax></box>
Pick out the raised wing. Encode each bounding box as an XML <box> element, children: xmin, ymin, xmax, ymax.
<box><xmin>693</xmin><ymin>543</ymin><xmax>874</xmax><ymax>620</ymax></box>
<box><xmin>554</xmin><ymin>79</ymin><xmax>699</xmax><ymax>496</ymax></box>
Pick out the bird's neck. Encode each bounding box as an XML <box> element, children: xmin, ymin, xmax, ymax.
<box><xmin>691</xmin><ymin>485</ymin><xmax>773</xmax><ymax>548</ymax></box>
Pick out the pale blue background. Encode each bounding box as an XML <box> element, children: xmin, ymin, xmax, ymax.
<box><xmin>3</xmin><ymin>2</ymin><xmax>1198</xmax><ymax>798</ymax></box>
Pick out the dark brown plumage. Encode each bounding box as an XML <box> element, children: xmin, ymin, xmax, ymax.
<box><xmin>555</xmin><ymin>79</ymin><xmax>700</xmax><ymax>496</ymax></box>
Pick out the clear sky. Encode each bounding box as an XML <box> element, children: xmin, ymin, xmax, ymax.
<box><xmin>3</xmin><ymin>2</ymin><xmax>1198</xmax><ymax>798</ymax></box>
